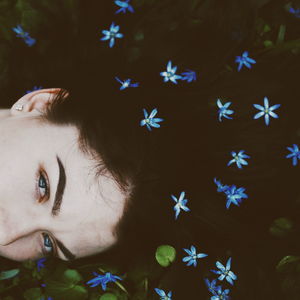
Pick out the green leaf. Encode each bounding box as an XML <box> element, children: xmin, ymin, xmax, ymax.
<box><xmin>0</xmin><ymin>269</ymin><xmax>20</xmax><ymax>281</ymax></box>
<box><xmin>276</xmin><ymin>24</ymin><xmax>286</xmax><ymax>44</ymax></box>
<box><xmin>23</xmin><ymin>288</ymin><xmax>43</xmax><ymax>300</ymax></box>
<box><xmin>134</xmin><ymin>30</ymin><xmax>144</xmax><ymax>42</ymax></box>
<box><xmin>264</xmin><ymin>40</ymin><xmax>274</xmax><ymax>48</ymax></box>
<box><xmin>276</xmin><ymin>256</ymin><xmax>300</xmax><ymax>273</ymax></box>
<box><xmin>100</xmin><ymin>293</ymin><xmax>118</xmax><ymax>300</ymax></box>
<box><xmin>263</xmin><ymin>24</ymin><xmax>271</xmax><ymax>33</ymax></box>
<box><xmin>45</xmin><ymin>269</ymin><xmax>88</xmax><ymax>300</ymax></box>
<box><xmin>269</xmin><ymin>217</ymin><xmax>293</xmax><ymax>237</ymax></box>
<box><xmin>62</xmin><ymin>269</ymin><xmax>82</xmax><ymax>284</ymax></box>
<box><xmin>155</xmin><ymin>245</ymin><xmax>176</xmax><ymax>267</ymax></box>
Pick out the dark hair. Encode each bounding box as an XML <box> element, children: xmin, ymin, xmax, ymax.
<box><xmin>2</xmin><ymin>0</ymin><xmax>300</xmax><ymax>298</ymax></box>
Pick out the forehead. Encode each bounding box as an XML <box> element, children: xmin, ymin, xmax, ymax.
<box><xmin>10</xmin><ymin>116</ymin><xmax>127</xmax><ymax>259</ymax></box>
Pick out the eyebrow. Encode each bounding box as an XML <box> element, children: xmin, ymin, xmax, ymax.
<box><xmin>51</xmin><ymin>155</ymin><xmax>76</xmax><ymax>261</ymax></box>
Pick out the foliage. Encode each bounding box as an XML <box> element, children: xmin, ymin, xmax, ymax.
<box><xmin>0</xmin><ymin>0</ymin><xmax>299</xmax><ymax>299</ymax></box>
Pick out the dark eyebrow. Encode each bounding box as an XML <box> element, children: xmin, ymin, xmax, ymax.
<box><xmin>51</xmin><ymin>155</ymin><xmax>76</xmax><ymax>261</ymax></box>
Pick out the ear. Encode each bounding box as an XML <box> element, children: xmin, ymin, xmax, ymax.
<box><xmin>10</xmin><ymin>88</ymin><xmax>68</xmax><ymax>116</ymax></box>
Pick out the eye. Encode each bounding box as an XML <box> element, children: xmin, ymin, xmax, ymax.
<box><xmin>37</xmin><ymin>171</ymin><xmax>50</xmax><ymax>201</ymax></box>
<box><xmin>42</xmin><ymin>233</ymin><xmax>56</xmax><ymax>257</ymax></box>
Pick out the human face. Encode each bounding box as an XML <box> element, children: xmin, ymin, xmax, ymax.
<box><xmin>0</xmin><ymin>108</ymin><xmax>127</xmax><ymax>262</ymax></box>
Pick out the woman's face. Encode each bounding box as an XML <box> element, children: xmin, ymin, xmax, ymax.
<box><xmin>0</xmin><ymin>89</ymin><xmax>128</xmax><ymax>261</ymax></box>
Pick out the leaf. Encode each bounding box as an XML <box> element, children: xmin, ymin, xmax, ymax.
<box><xmin>155</xmin><ymin>245</ymin><xmax>176</xmax><ymax>267</ymax></box>
<box><xmin>100</xmin><ymin>293</ymin><xmax>118</xmax><ymax>300</ymax></box>
<box><xmin>276</xmin><ymin>24</ymin><xmax>286</xmax><ymax>44</ymax></box>
<box><xmin>45</xmin><ymin>269</ymin><xmax>88</xmax><ymax>300</ymax></box>
<box><xmin>134</xmin><ymin>30</ymin><xmax>144</xmax><ymax>42</ymax></box>
<box><xmin>23</xmin><ymin>288</ymin><xmax>43</xmax><ymax>300</ymax></box>
<box><xmin>263</xmin><ymin>24</ymin><xmax>271</xmax><ymax>33</ymax></box>
<box><xmin>264</xmin><ymin>40</ymin><xmax>274</xmax><ymax>48</ymax></box>
<box><xmin>276</xmin><ymin>256</ymin><xmax>300</xmax><ymax>273</ymax></box>
<box><xmin>269</xmin><ymin>217</ymin><xmax>293</xmax><ymax>237</ymax></box>
<box><xmin>0</xmin><ymin>269</ymin><xmax>20</xmax><ymax>281</ymax></box>
<box><xmin>62</xmin><ymin>269</ymin><xmax>82</xmax><ymax>284</ymax></box>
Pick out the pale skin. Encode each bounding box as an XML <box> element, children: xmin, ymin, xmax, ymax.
<box><xmin>0</xmin><ymin>88</ymin><xmax>128</xmax><ymax>262</ymax></box>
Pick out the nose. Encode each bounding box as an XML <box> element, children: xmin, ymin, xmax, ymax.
<box><xmin>0</xmin><ymin>200</ymin><xmax>44</xmax><ymax>246</ymax></box>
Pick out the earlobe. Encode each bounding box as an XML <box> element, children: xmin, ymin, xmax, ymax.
<box><xmin>10</xmin><ymin>88</ymin><xmax>66</xmax><ymax>117</ymax></box>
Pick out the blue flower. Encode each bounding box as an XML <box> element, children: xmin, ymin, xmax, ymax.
<box><xmin>115</xmin><ymin>0</ymin><xmax>134</xmax><ymax>14</ymax></box>
<box><xmin>25</xmin><ymin>85</ymin><xmax>43</xmax><ymax>94</ymax></box>
<box><xmin>115</xmin><ymin>77</ymin><xmax>139</xmax><ymax>90</ymax></box>
<box><xmin>36</xmin><ymin>257</ymin><xmax>47</xmax><ymax>272</ymax></box>
<box><xmin>180</xmin><ymin>69</ymin><xmax>196</xmax><ymax>82</ymax></box>
<box><xmin>86</xmin><ymin>272</ymin><xmax>122</xmax><ymax>291</ymax></box>
<box><xmin>211</xmin><ymin>257</ymin><xmax>237</xmax><ymax>285</ymax></box>
<box><xmin>211</xmin><ymin>285</ymin><xmax>230</xmax><ymax>300</ymax></box>
<box><xmin>182</xmin><ymin>245</ymin><xmax>208</xmax><ymax>267</ymax></box>
<box><xmin>216</xmin><ymin>99</ymin><xmax>234</xmax><ymax>122</ymax></box>
<box><xmin>253</xmin><ymin>97</ymin><xmax>281</xmax><ymax>126</ymax></box>
<box><xmin>154</xmin><ymin>288</ymin><xmax>172</xmax><ymax>300</ymax></box>
<box><xmin>160</xmin><ymin>61</ymin><xmax>182</xmax><ymax>84</ymax></box>
<box><xmin>204</xmin><ymin>278</ymin><xmax>219</xmax><ymax>294</ymax></box>
<box><xmin>235</xmin><ymin>51</ymin><xmax>256</xmax><ymax>71</ymax></box>
<box><xmin>12</xmin><ymin>25</ymin><xmax>36</xmax><ymax>47</ymax></box>
<box><xmin>140</xmin><ymin>108</ymin><xmax>164</xmax><ymax>131</ymax></box>
<box><xmin>224</xmin><ymin>185</ymin><xmax>248</xmax><ymax>209</ymax></box>
<box><xmin>214</xmin><ymin>178</ymin><xmax>229</xmax><ymax>193</ymax></box>
<box><xmin>100</xmin><ymin>22</ymin><xmax>123</xmax><ymax>48</ymax></box>
<box><xmin>40</xmin><ymin>297</ymin><xmax>53</xmax><ymax>300</ymax></box>
<box><xmin>286</xmin><ymin>144</ymin><xmax>300</xmax><ymax>166</ymax></box>
<box><xmin>289</xmin><ymin>7</ymin><xmax>300</xmax><ymax>18</ymax></box>
<box><xmin>227</xmin><ymin>150</ymin><xmax>250</xmax><ymax>169</ymax></box>
<box><xmin>171</xmin><ymin>191</ymin><xmax>190</xmax><ymax>219</ymax></box>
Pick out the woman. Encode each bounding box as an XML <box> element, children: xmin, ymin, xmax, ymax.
<box><xmin>0</xmin><ymin>87</ymin><xmax>132</xmax><ymax>262</ymax></box>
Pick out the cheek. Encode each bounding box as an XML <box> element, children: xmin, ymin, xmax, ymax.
<box><xmin>0</xmin><ymin>234</ymin><xmax>42</xmax><ymax>262</ymax></box>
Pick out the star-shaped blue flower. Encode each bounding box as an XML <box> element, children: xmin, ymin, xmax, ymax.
<box><xmin>235</xmin><ymin>51</ymin><xmax>256</xmax><ymax>71</ymax></box>
<box><xmin>204</xmin><ymin>278</ymin><xmax>219</xmax><ymax>295</ymax></box>
<box><xmin>171</xmin><ymin>191</ymin><xmax>190</xmax><ymax>219</ymax></box>
<box><xmin>211</xmin><ymin>257</ymin><xmax>237</xmax><ymax>285</ymax></box>
<box><xmin>140</xmin><ymin>108</ymin><xmax>164</xmax><ymax>131</ymax></box>
<box><xmin>86</xmin><ymin>272</ymin><xmax>122</xmax><ymax>291</ymax></box>
<box><xmin>289</xmin><ymin>7</ymin><xmax>300</xmax><ymax>18</ymax></box>
<box><xmin>216</xmin><ymin>99</ymin><xmax>234</xmax><ymax>122</ymax></box>
<box><xmin>100</xmin><ymin>22</ymin><xmax>123</xmax><ymax>48</ymax></box>
<box><xmin>25</xmin><ymin>85</ymin><xmax>43</xmax><ymax>94</ymax></box>
<box><xmin>180</xmin><ymin>69</ymin><xmax>197</xmax><ymax>82</ymax></box>
<box><xmin>154</xmin><ymin>288</ymin><xmax>172</xmax><ymax>300</ymax></box>
<box><xmin>12</xmin><ymin>25</ymin><xmax>36</xmax><ymax>47</ymax></box>
<box><xmin>214</xmin><ymin>178</ymin><xmax>229</xmax><ymax>193</ymax></box>
<box><xmin>227</xmin><ymin>150</ymin><xmax>250</xmax><ymax>169</ymax></box>
<box><xmin>160</xmin><ymin>61</ymin><xmax>182</xmax><ymax>84</ymax></box>
<box><xmin>182</xmin><ymin>245</ymin><xmax>208</xmax><ymax>267</ymax></box>
<box><xmin>286</xmin><ymin>144</ymin><xmax>300</xmax><ymax>166</ymax></box>
<box><xmin>253</xmin><ymin>97</ymin><xmax>280</xmax><ymax>126</ymax></box>
<box><xmin>224</xmin><ymin>185</ymin><xmax>248</xmax><ymax>209</ymax></box>
<box><xmin>36</xmin><ymin>257</ymin><xmax>47</xmax><ymax>272</ymax></box>
<box><xmin>211</xmin><ymin>285</ymin><xmax>230</xmax><ymax>300</ymax></box>
<box><xmin>115</xmin><ymin>0</ymin><xmax>134</xmax><ymax>14</ymax></box>
<box><xmin>115</xmin><ymin>77</ymin><xmax>139</xmax><ymax>90</ymax></box>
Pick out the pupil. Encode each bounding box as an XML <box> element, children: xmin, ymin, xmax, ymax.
<box><xmin>39</xmin><ymin>175</ymin><xmax>46</xmax><ymax>188</ymax></box>
<box><xmin>44</xmin><ymin>234</ymin><xmax>52</xmax><ymax>247</ymax></box>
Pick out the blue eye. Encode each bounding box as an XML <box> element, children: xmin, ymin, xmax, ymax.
<box><xmin>38</xmin><ymin>173</ymin><xmax>49</xmax><ymax>199</ymax></box>
<box><xmin>42</xmin><ymin>233</ymin><xmax>55</xmax><ymax>257</ymax></box>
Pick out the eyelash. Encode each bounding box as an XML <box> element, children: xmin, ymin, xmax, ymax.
<box><xmin>37</xmin><ymin>171</ymin><xmax>56</xmax><ymax>257</ymax></box>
